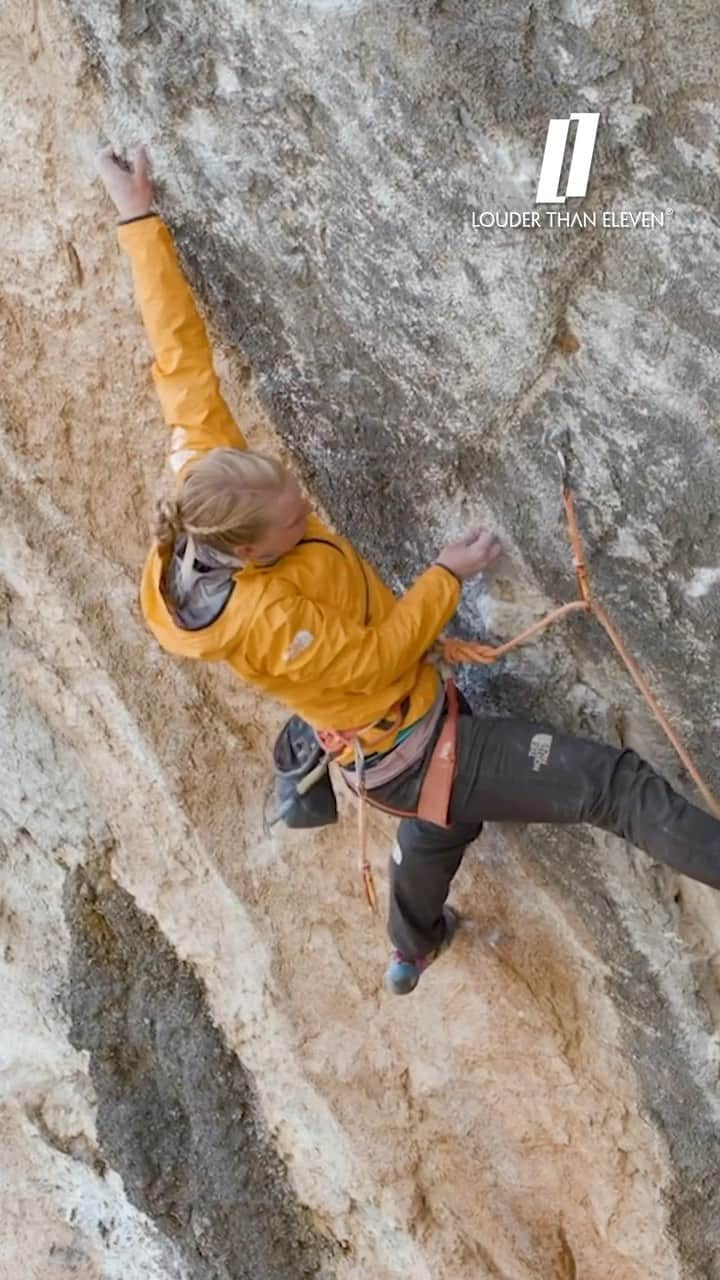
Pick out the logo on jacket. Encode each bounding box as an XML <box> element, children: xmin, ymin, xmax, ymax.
<box><xmin>283</xmin><ymin>629</ymin><xmax>314</xmax><ymax>663</ymax></box>
<box><xmin>528</xmin><ymin>733</ymin><xmax>553</xmax><ymax>771</ymax></box>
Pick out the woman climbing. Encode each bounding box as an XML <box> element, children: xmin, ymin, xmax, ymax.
<box><xmin>97</xmin><ymin>145</ymin><xmax>720</xmax><ymax>995</ymax></box>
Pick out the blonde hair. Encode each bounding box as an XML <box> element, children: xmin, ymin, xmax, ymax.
<box><xmin>153</xmin><ymin>448</ymin><xmax>288</xmax><ymax>577</ymax></box>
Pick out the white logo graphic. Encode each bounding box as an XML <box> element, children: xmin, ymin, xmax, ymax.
<box><xmin>528</xmin><ymin>733</ymin><xmax>553</xmax><ymax>772</ymax></box>
<box><xmin>536</xmin><ymin>112</ymin><xmax>600</xmax><ymax>204</ymax></box>
<box><xmin>392</xmin><ymin>841</ymin><xmax>403</xmax><ymax>866</ymax></box>
<box><xmin>282</xmin><ymin>629</ymin><xmax>314</xmax><ymax>663</ymax></box>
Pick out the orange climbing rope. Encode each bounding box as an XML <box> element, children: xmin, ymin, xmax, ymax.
<box><xmin>440</xmin><ymin>457</ymin><xmax>720</xmax><ymax>821</ymax></box>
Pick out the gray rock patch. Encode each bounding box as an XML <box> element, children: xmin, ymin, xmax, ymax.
<box><xmin>64</xmin><ymin>860</ymin><xmax>335</xmax><ymax>1280</ymax></box>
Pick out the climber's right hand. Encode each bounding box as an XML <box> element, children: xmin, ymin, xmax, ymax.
<box><xmin>95</xmin><ymin>144</ymin><xmax>154</xmax><ymax>221</ymax></box>
<box><xmin>435</xmin><ymin>527</ymin><xmax>501</xmax><ymax>581</ymax></box>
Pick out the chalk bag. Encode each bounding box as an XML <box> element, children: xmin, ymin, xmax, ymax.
<box><xmin>272</xmin><ymin>715</ymin><xmax>338</xmax><ymax>829</ymax></box>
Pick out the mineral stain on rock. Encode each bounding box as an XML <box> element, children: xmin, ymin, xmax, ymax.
<box><xmin>64</xmin><ymin>862</ymin><xmax>335</xmax><ymax>1280</ymax></box>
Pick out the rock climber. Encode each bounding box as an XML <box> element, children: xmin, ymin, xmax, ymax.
<box><xmin>97</xmin><ymin>144</ymin><xmax>720</xmax><ymax>995</ymax></box>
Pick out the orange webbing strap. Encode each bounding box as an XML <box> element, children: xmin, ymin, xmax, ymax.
<box><xmin>416</xmin><ymin>678</ymin><xmax>459</xmax><ymax>827</ymax></box>
<box><xmin>440</xmin><ymin>475</ymin><xmax>720</xmax><ymax>821</ymax></box>
<box><xmin>353</xmin><ymin>739</ymin><xmax>378</xmax><ymax>912</ymax></box>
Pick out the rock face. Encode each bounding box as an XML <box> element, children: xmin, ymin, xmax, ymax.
<box><xmin>65</xmin><ymin>863</ymin><xmax>331</xmax><ymax>1279</ymax></box>
<box><xmin>2</xmin><ymin>0</ymin><xmax>720</xmax><ymax>1276</ymax></box>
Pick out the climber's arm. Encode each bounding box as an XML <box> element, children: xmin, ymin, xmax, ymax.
<box><xmin>97</xmin><ymin>145</ymin><xmax>246</xmax><ymax>477</ymax></box>
<box><xmin>238</xmin><ymin>565</ymin><xmax>462</xmax><ymax>695</ymax></box>
<box><xmin>117</xmin><ymin>215</ymin><xmax>247</xmax><ymax>471</ymax></box>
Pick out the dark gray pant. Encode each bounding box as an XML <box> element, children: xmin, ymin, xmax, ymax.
<box><xmin>362</xmin><ymin>693</ymin><xmax>720</xmax><ymax>957</ymax></box>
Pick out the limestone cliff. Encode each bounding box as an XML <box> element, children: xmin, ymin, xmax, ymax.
<box><xmin>1</xmin><ymin>0</ymin><xmax>719</xmax><ymax>1276</ymax></box>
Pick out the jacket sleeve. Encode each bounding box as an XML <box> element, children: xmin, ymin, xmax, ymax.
<box><xmin>117</xmin><ymin>215</ymin><xmax>247</xmax><ymax>477</ymax></box>
<box><xmin>241</xmin><ymin>564</ymin><xmax>461</xmax><ymax>695</ymax></box>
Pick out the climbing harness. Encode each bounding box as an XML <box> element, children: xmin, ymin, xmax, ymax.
<box><xmin>270</xmin><ymin>699</ymin><xmax>412</xmax><ymax>906</ymax></box>
<box><xmin>331</xmin><ymin>677</ymin><xmax>462</xmax><ymax>912</ymax></box>
<box><xmin>313</xmin><ymin>699</ymin><xmax>411</xmax><ymax>911</ymax></box>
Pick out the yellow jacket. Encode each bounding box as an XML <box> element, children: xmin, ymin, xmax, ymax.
<box><xmin>118</xmin><ymin>215</ymin><xmax>461</xmax><ymax>762</ymax></box>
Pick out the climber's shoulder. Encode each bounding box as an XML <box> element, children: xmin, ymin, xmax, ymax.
<box><xmin>139</xmin><ymin>543</ymin><xmax>283</xmax><ymax>661</ymax></box>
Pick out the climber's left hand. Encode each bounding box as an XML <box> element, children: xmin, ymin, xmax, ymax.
<box><xmin>95</xmin><ymin>144</ymin><xmax>154</xmax><ymax>221</ymax></box>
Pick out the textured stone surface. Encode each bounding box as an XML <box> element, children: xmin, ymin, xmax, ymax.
<box><xmin>0</xmin><ymin>671</ymin><xmax>194</xmax><ymax>1280</ymax></box>
<box><xmin>2</xmin><ymin>0</ymin><xmax>720</xmax><ymax>1275</ymax></box>
<box><xmin>64</xmin><ymin>862</ymin><xmax>332</xmax><ymax>1280</ymax></box>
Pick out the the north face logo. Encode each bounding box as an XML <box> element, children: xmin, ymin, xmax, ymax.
<box><xmin>528</xmin><ymin>733</ymin><xmax>553</xmax><ymax>771</ymax></box>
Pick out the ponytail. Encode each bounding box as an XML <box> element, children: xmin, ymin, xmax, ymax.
<box><xmin>153</xmin><ymin>495</ymin><xmax>184</xmax><ymax>584</ymax></box>
<box><xmin>151</xmin><ymin>446</ymin><xmax>289</xmax><ymax>583</ymax></box>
